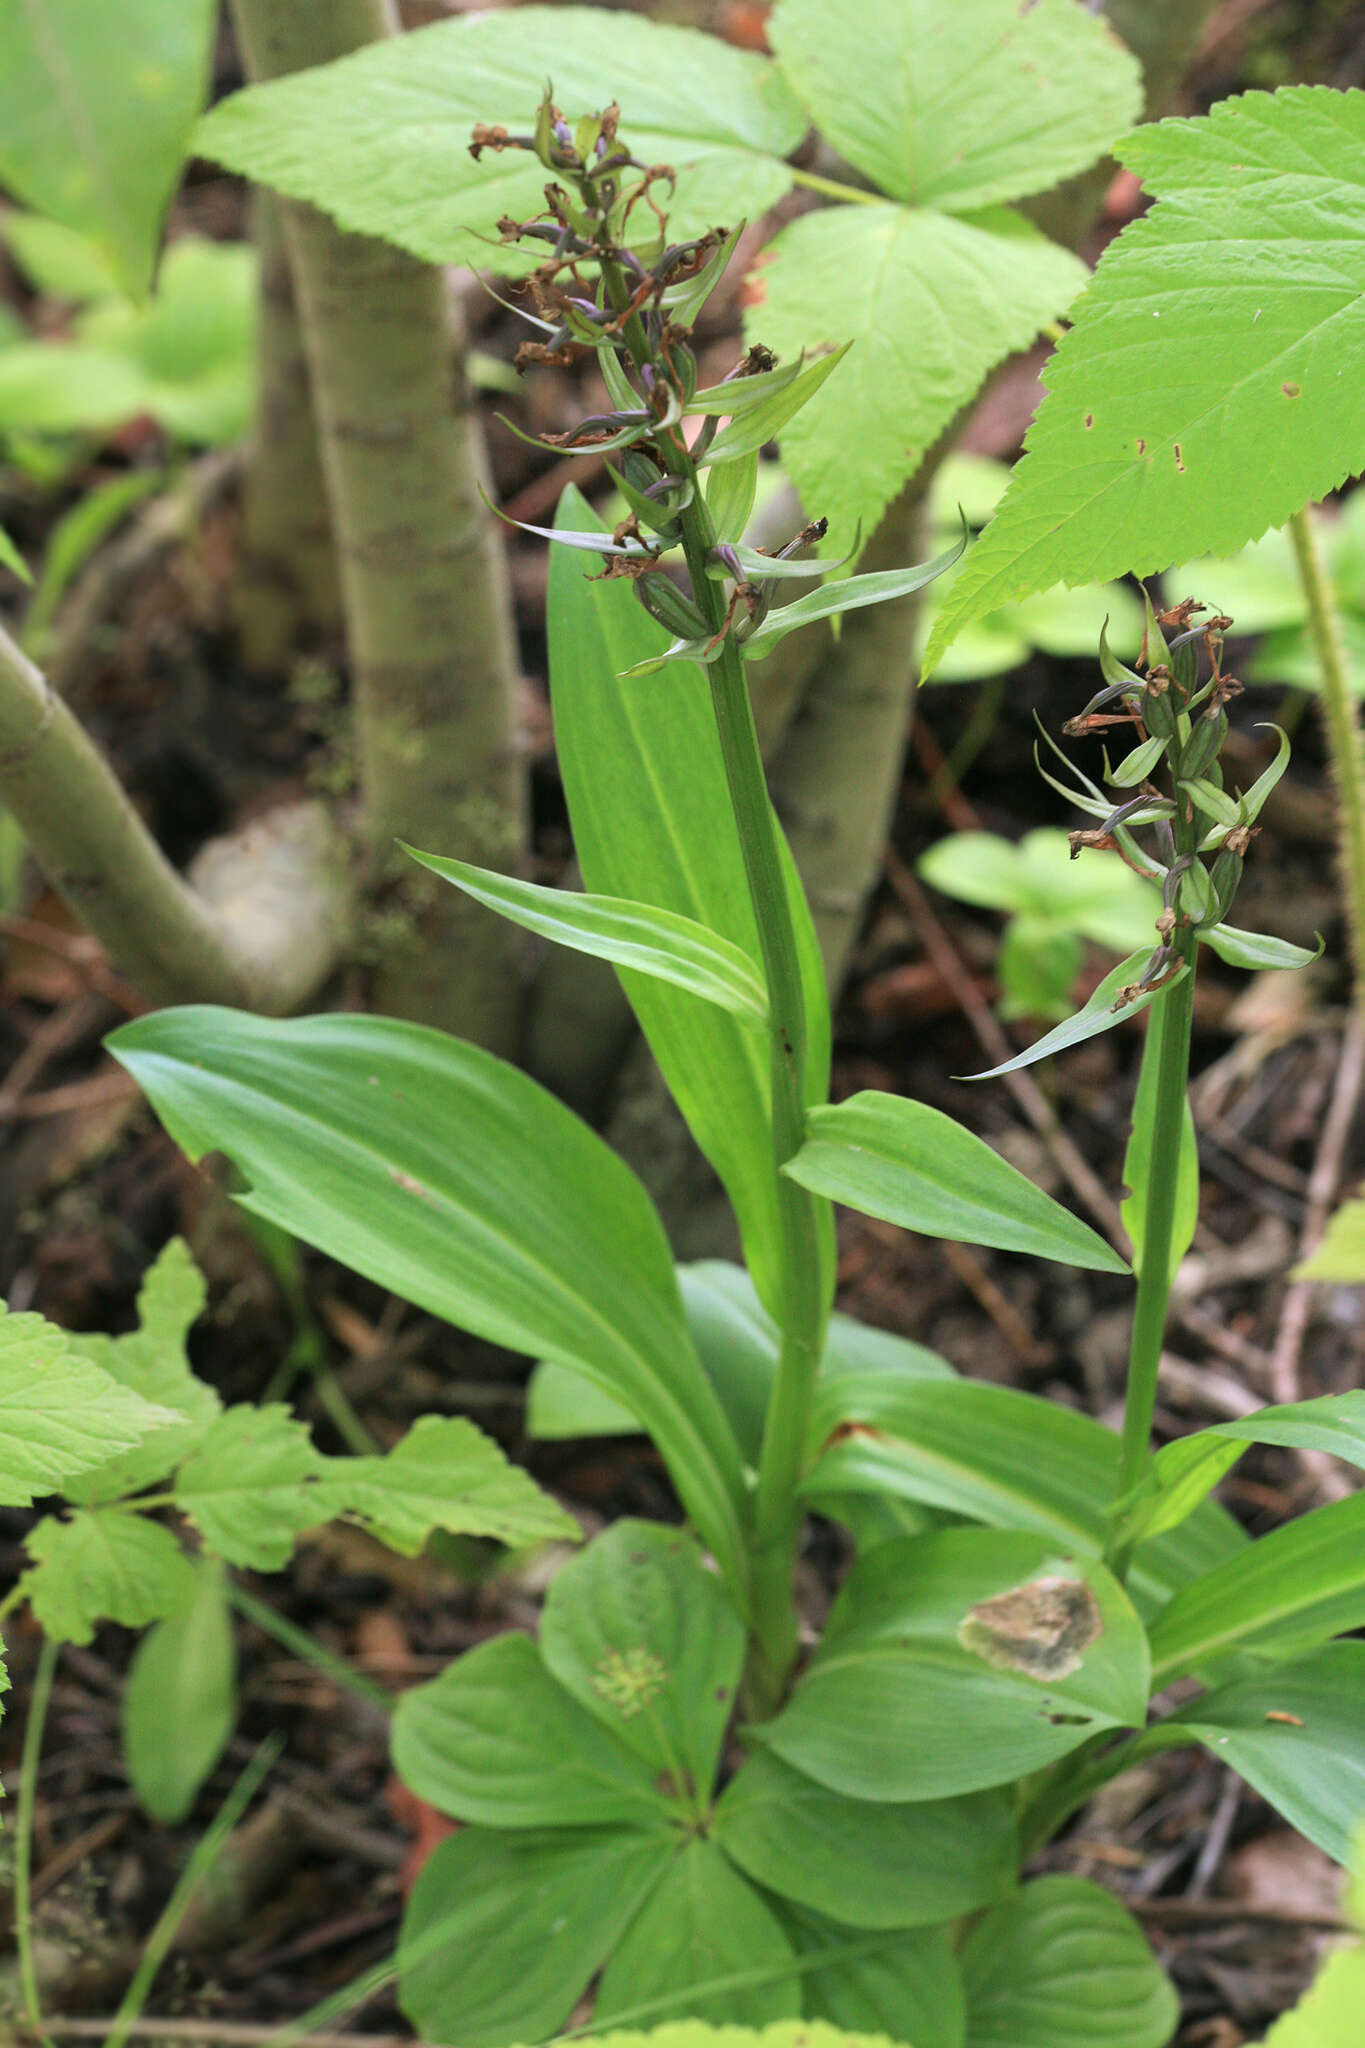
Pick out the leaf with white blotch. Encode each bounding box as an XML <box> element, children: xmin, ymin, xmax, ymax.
<box><xmin>925</xmin><ymin>88</ymin><xmax>1365</xmax><ymax>670</ymax></box>
<box><xmin>784</xmin><ymin>1090</ymin><xmax>1128</xmax><ymax>1273</ymax></box>
<box><xmin>770</xmin><ymin>0</ymin><xmax>1142</xmax><ymax>213</ymax></box>
<box><xmin>197</xmin><ymin>8</ymin><xmax>804</xmax><ymax>271</ymax></box>
<box><xmin>69</xmin><ymin>1238</ymin><xmax>219</xmax><ymax>1505</ymax></box>
<box><xmin>404</xmin><ymin>848</ymin><xmax>767</xmax><ymax>1022</ymax></box>
<box><xmin>20</xmin><ymin>1510</ymin><xmax>194</xmax><ymax>1644</ymax></box>
<box><xmin>758</xmin><ymin>1528</ymin><xmax>1149</xmax><ymax>1802</ymax></box>
<box><xmin>0</xmin><ymin>1301</ymin><xmax>182</xmax><ymax>1507</ymax></box>
<box><xmin>320</xmin><ymin>1414</ymin><xmax>578</xmax><ymax>1556</ymax></box>
<box><xmin>748</xmin><ymin>203</ymin><xmax>1086</xmax><ymax>561</ymax></box>
<box><xmin>960</xmin><ymin>1876</ymin><xmax>1177</xmax><ymax>2048</ymax></box>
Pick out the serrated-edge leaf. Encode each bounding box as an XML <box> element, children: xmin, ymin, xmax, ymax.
<box><xmin>21</xmin><ymin>1509</ymin><xmax>195</xmax><ymax>1644</ymax></box>
<box><xmin>0</xmin><ymin>1302</ymin><xmax>183</xmax><ymax>1507</ymax></box>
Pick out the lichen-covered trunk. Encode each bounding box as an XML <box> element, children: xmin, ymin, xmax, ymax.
<box><xmin>229</xmin><ymin>0</ymin><xmax>526</xmax><ymax>1048</ymax></box>
<box><xmin>233</xmin><ymin>190</ymin><xmax>341</xmax><ymax>674</ymax></box>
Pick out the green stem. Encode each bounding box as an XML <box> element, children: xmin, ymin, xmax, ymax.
<box><xmin>1109</xmin><ymin>937</ymin><xmax>1197</xmax><ymax>1572</ymax></box>
<box><xmin>228</xmin><ymin>1582</ymin><xmax>394</xmax><ymax>1713</ymax></box>
<box><xmin>1287</xmin><ymin>506</ymin><xmax>1365</xmax><ymax>1004</ymax></box>
<box><xmin>674</xmin><ymin>490</ymin><xmax>830</xmax><ymax>1714</ymax></box>
<box><xmin>15</xmin><ymin>1637</ymin><xmax>58</xmax><ymax>2048</ymax></box>
<box><xmin>787</xmin><ymin>166</ymin><xmax>882</xmax><ymax>207</ymax></box>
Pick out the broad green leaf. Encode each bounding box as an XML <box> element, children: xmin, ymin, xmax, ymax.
<box><xmin>0</xmin><ymin>1301</ymin><xmax>182</xmax><ymax>1507</ymax></box>
<box><xmin>1149</xmin><ymin>1491</ymin><xmax>1365</xmax><ymax>1680</ymax></box>
<box><xmin>540</xmin><ymin>1520</ymin><xmax>744</xmax><ymax>1802</ymax></box>
<box><xmin>321</xmin><ymin>1414</ymin><xmax>578</xmax><ymax>1556</ymax></box>
<box><xmin>996</xmin><ymin>920</ymin><xmax>1081</xmax><ymax>1022</ymax></box>
<box><xmin>960</xmin><ymin>1876</ymin><xmax>1177</xmax><ymax>2048</ymax></box>
<box><xmin>391</xmin><ymin>1631</ymin><xmax>671</xmax><ymax>1829</ymax></box>
<box><xmin>784</xmin><ymin>1090</ymin><xmax>1128</xmax><ymax>1273</ymax></box>
<box><xmin>77</xmin><ymin>236</ymin><xmax>257</xmax><ymax>445</ymax></box>
<box><xmin>1160</xmin><ymin>1642</ymin><xmax>1365</xmax><ymax>1867</ymax></box>
<box><xmin>1121</xmin><ymin>1019</ymin><xmax>1199</xmax><ymax>1284</ymax></box>
<box><xmin>706</xmin><ymin>447</ymin><xmax>761</xmax><ymax>543</ymax></box>
<box><xmin>173</xmin><ymin>1404</ymin><xmax>328</xmax><ymax>1571</ymax></box>
<box><xmin>0</xmin><ymin>342</ymin><xmax>148</xmax><ymax>433</ymax></box>
<box><xmin>920</xmin><ymin>829</ymin><xmax>1159</xmax><ymax>950</ymax></box>
<box><xmin>122</xmin><ymin>1553</ymin><xmax>235</xmax><ymax>1824</ymax></box>
<box><xmin>0</xmin><ymin>0</ymin><xmax>216</xmax><ymax>298</ymax></box>
<box><xmin>758</xmin><ymin>1529</ymin><xmax>1149</xmax><ymax>1801</ymax></box>
<box><xmin>784</xmin><ymin>1906</ymin><xmax>965</xmax><ymax>2048</ymax></box>
<box><xmin>919</xmin><ymin>832</ymin><xmax>1037</xmax><ymax>915</ymax></box>
<box><xmin>1201</xmin><ymin>924</ymin><xmax>1322</xmax><ymax>972</ymax></box>
<box><xmin>399</xmin><ymin>1824</ymin><xmax>676</xmax><ymax>2047</ymax></box>
<box><xmin>405</xmin><ymin>847</ymin><xmax>768</xmax><ymax>1022</ymax></box>
<box><xmin>550</xmin><ymin>487</ymin><xmax>827</xmax><ymax>1329</ymax></box>
<box><xmin>1262</xmin><ymin>1946</ymin><xmax>1365</xmax><ymax>2048</ymax></box>
<box><xmin>769</xmin><ymin>0</ymin><xmax>1141</xmax><ymax>212</ymax></box>
<box><xmin>966</xmin><ymin>951</ymin><xmax>1190</xmax><ymax>1079</ymax></box>
<box><xmin>197</xmin><ymin>8</ymin><xmax>805</xmax><ymax>271</ymax></box>
<box><xmin>715</xmin><ymin>1748</ymin><xmax>1016</xmax><ymax>1929</ymax></box>
<box><xmin>1295</xmin><ymin>1195</ymin><xmax>1365</xmax><ymax>1280</ymax></box>
<box><xmin>21</xmin><ymin>1510</ymin><xmax>194</xmax><ymax>1644</ymax></box>
<box><xmin>1011</xmin><ymin>583</ymin><xmax>1145</xmax><ymax>662</ymax></box>
<box><xmin>802</xmin><ymin>1375</ymin><xmax>1244</xmax><ymax>1620</ymax></box>
<box><xmin>1119</xmin><ymin>1391</ymin><xmax>1365</xmax><ymax>1550</ymax></box>
<box><xmin>597</xmin><ymin>1839</ymin><xmax>798</xmax><ymax>2027</ymax></box>
<box><xmin>562</xmin><ymin>2029</ymin><xmax>908</xmax><ymax>2048</ymax></box>
<box><xmin>749</xmin><ymin>203</ymin><xmax>1086</xmax><ymax>561</ymax></box>
<box><xmin>0</xmin><ymin>211</ymin><xmax>123</xmax><ymax>302</ymax></box>
<box><xmin>925</xmin><ymin>88</ymin><xmax>1365</xmax><ymax>669</ymax></box>
<box><xmin>69</xmin><ymin>1237</ymin><xmax>219</xmax><ymax>1505</ymax></box>
<box><xmin>1162</xmin><ymin>526</ymin><xmax>1306</xmax><ymax>635</ymax></box>
<box><xmin>109</xmin><ymin>1006</ymin><xmax>749</xmax><ymax>1607</ymax></box>
<box><xmin>527</xmin><ymin>1362</ymin><xmax>639</xmax><ymax>1441</ymax></box>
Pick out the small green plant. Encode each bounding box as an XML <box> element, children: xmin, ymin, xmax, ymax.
<box><xmin>917</xmin><ymin>826</ymin><xmax>1162</xmax><ymax>1021</ymax></box>
<box><xmin>0</xmin><ymin>1237</ymin><xmax>572</xmax><ymax>1832</ymax></box>
<box><xmin>72</xmin><ymin>97</ymin><xmax>1365</xmax><ymax>2048</ymax></box>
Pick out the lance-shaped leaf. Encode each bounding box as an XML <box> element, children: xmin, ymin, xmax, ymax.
<box><xmin>391</xmin><ymin>1631</ymin><xmax>673</xmax><ymax>1829</ymax></box>
<box><xmin>400</xmin><ymin>1824</ymin><xmax>678</xmax><ymax>2048</ymax></box>
<box><xmin>0</xmin><ymin>1301</ymin><xmax>182</xmax><ymax>1508</ymax></box>
<box><xmin>687</xmin><ymin>353</ymin><xmax>808</xmax><ymax>417</ymax></box>
<box><xmin>783</xmin><ymin>1091</ymin><xmax>1127</xmax><ymax>1273</ymax></box>
<box><xmin>21</xmin><ymin>1511</ymin><xmax>194</xmax><ymax>1644</ymax></box>
<box><xmin>748</xmin><ymin>204</ymin><xmax>1088</xmax><ymax>565</ymax></box>
<box><xmin>924</xmin><ymin>88</ymin><xmax>1365</xmax><ymax>669</ymax></box>
<box><xmin>757</xmin><ymin>1529</ymin><xmax>1149</xmax><ymax>1802</ymax></box>
<box><xmin>197</xmin><ymin>8</ymin><xmax>805</xmax><ymax>271</ymax></box>
<box><xmin>1148</xmin><ymin>1490</ymin><xmax>1365</xmax><ymax>1681</ymax></box>
<box><xmin>550</xmin><ymin>488</ymin><xmax>833</xmax><ymax>1325</ymax></box>
<box><xmin>740</xmin><ymin>533</ymin><xmax>967</xmax><ymax>662</ymax></box>
<box><xmin>965</xmin><ymin>950</ymin><xmax>1190</xmax><ymax>1079</ymax></box>
<box><xmin>0</xmin><ymin>0</ymin><xmax>217</xmax><ymax>299</ymax></box>
<box><xmin>122</xmin><ymin>1554</ymin><xmax>236</xmax><ymax>1824</ymax></box>
<box><xmin>770</xmin><ymin>0</ymin><xmax>1142</xmax><ymax>215</ymax></box>
<box><xmin>1201</xmin><ymin>923</ymin><xmax>1322</xmax><ymax>972</ymax></box>
<box><xmin>109</xmin><ymin>1006</ymin><xmax>750</xmax><ymax>1605</ymax></box>
<box><xmin>960</xmin><ymin>1876</ymin><xmax>1177</xmax><ymax>2048</ymax></box>
<box><xmin>1295</xmin><ymin>1196</ymin><xmax>1365</xmax><ymax>1281</ymax></box>
<box><xmin>405</xmin><ymin>847</ymin><xmax>767</xmax><ymax>1021</ymax></box>
<box><xmin>1150</xmin><ymin>1642</ymin><xmax>1365</xmax><ymax>1867</ymax></box>
<box><xmin>701</xmin><ymin>345</ymin><xmax>852</xmax><ymax>465</ymax></box>
<box><xmin>786</xmin><ymin>1914</ymin><xmax>963</xmax><ymax>2048</ymax></box>
<box><xmin>1115</xmin><ymin>1391</ymin><xmax>1365</xmax><ymax>1551</ymax></box>
<box><xmin>715</xmin><ymin>1749</ymin><xmax>1017</xmax><ymax>1931</ymax></box>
